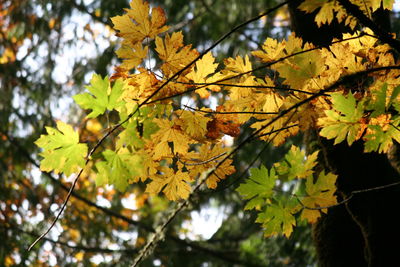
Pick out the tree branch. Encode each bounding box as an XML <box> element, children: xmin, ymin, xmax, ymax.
<box><xmin>294</xmin><ymin>180</ymin><xmax>400</xmax><ymax>211</ymax></box>
<box><xmin>4</xmin><ymin>224</ymin><xmax>138</xmax><ymax>254</ymax></box>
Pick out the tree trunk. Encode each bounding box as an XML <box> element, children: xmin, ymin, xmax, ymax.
<box><xmin>288</xmin><ymin>1</ymin><xmax>400</xmax><ymax>266</ymax></box>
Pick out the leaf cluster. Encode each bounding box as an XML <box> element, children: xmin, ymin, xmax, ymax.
<box><xmin>34</xmin><ymin>0</ymin><xmax>400</xmax><ymax>240</ymax></box>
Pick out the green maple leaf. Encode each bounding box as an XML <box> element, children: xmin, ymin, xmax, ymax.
<box><xmin>73</xmin><ymin>74</ymin><xmax>124</xmax><ymax>118</ymax></box>
<box><xmin>369</xmin><ymin>83</ymin><xmax>387</xmax><ymax>117</ymax></box>
<box><xmin>95</xmin><ymin>148</ymin><xmax>143</xmax><ymax>191</ymax></box>
<box><xmin>116</xmin><ymin>120</ymin><xmax>145</xmax><ymax>150</ymax></box>
<box><xmin>331</xmin><ymin>93</ymin><xmax>363</xmax><ymax>121</ymax></box>
<box><xmin>35</xmin><ymin>121</ymin><xmax>88</xmax><ymax>176</ymax></box>
<box><xmin>256</xmin><ymin>199</ymin><xmax>300</xmax><ymax>238</ymax></box>
<box><xmin>319</xmin><ymin>92</ymin><xmax>364</xmax><ymax>145</ymax></box>
<box><xmin>276</xmin><ymin>51</ymin><xmax>324</xmax><ymax>88</ymax></box>
<box><xmin>236</xmin><ymin>165</ymin><xmax>277</xmax><ymax>210</ymax></box>
<box><xmin>382</xmin><ymin>0</ymin><xmax>395</xmax><ymax>10</ymax></box>
<box><xmin>369</xmin><ymin>83</ymin><xmax>400</xmax><ymax>117</ymax></box>
<box><xmin>94</xmin><ymin>161</ymin><xmax>109</xmax><ymax>187</ymax></box>
<box><xmin>389</xmin><ymin>85</ymin><xmax>400</xmax><ymax>108</ymax></box>
<box><xmin>364</xmin><ymin>117</ymin><xmax>400</xmax><ymax>153</ymax></box>
<box><xmin>274</xmin><ymin>145</ymin><xmax>319</xmax><ymax>180</ymax></box>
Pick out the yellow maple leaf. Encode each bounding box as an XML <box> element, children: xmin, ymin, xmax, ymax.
<box><xmin>252</xmin><ymin>37</ymin><xmax>285</xmax><ymax>62</ymax></box>
<box><xmin>314</xmin><ymin>1</ymin><xmax>336</xmax><ymax>27</ymax></box>
<box><xmin>297</xmin><ymin>102</ymin><xmax>321</xmax><ymax>131</ymax></box>
<box><xmin>121</xmin><ymin>68</ymin><xmax>160</xmax><ymax>103</ymax></box>
<box><xmin>75</xmin><ymin>252</ymin><xmax>84</xmax><ymax>261</ymax></box>
<box><xmin>371</xmin><ymin>0</ymin><xmax>394</xmax><ymax>11</ymax></box>
<box><xmin>222</xmin><ymin>55</ymin><xmax>255</xmax><ymax>100</ymax></box>
<box><xmin>262</xmin><ymin>91</ymin><xmax>283</xmax><ymax>113</ymax></box>
<box><xmin>275</xmin><ymin>35</ymin><xmax>325</xmax><ymax>89</ymax></box>
<box><xmin>177</xmin><ymin>109</ymin><xmax>211</xmax><ymax>140</ymax></box>
<box><xmin>111</xmin><ymin>0</ymin><xmax>169</xmax><ymax>45</ymax></box>
<box><xmin>300</xmin><ymin>172</ymin><xmax>337</xmax><ymax>223</ymax></box>
<box><xmin>284</xmin><ymin>33</ymin><xmax>304</xmax><ymax>54</ymax></box>
<box><xmin>134</xmin><ymin>148</ymin><xmax>158</xmax><ymax>181</ymax></box>
<box><xmin>156</xmin><ymin>80</ymin><xmax>188</xmax><ymax>100</ymax></box>
<box><xmin>155</xmin><ymin>31</ymin><xmax>199</xmax><ymax>76</ymax></box>
<box><xmin>186</xmin><ymin>52</ymin><xmax>220</xmax><ymax>98</ymax></box>
<box><xmin>4</xmin><ymin>255</ymin><xmax>15</xmax><ymax>266</ymax></box>
<box><xmin>224</xmin><ymin>54</ymin><xmax>252</xmax><ymax>74</ymax></box>
<box><xmin>151</xmin><ymin>118</ymin><xmax>192</xmax><ymax>159</ymax></box>
<box><xmin>184</xmin><ymin>143</ymin><xmax>235</xmax><ymax>189</ymax></box>
<box><xmin>145</xmin><ymin>168</ymin><xmax>192</xmax><ymax>200</ymax></box>
<box><xmin>298</xmin><ymin>0</ymin><xmax>358</xmax><ymax>28</ymax></box>
<box><xmin>116</xmin><ymin>43</ymin><xmax>148</xmax><ymax>70</ymax></box>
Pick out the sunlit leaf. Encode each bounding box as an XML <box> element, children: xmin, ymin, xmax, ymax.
<box><xmin>35</xmin><ymin>121</ymin><xmax>88</xmax><ymax>176</ymax></box>
<box><xmin>73</xmin><ymin>74</ymin><xmax>124</xmax><ymax>118</ymax></box>
<box><xmin>236</xmin><ymin>165</ymin><xmax>277</xmax><ymax>210</ymax></box>
<box><xmin>300</xmin><ymin>171</ymin><xmax>337</xmax><ymax>223</ymax></box>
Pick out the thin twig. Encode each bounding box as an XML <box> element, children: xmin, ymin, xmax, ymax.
<box><xmin>255</xmin><ymin>124</ymin><xmax>299</xmax><ymax>139</ymax></box>
<box><xmin>295</xmin><ymin>180</ymin><xmax>400</xmax><ymax>211</ymax></box>
<box><xmin>390</xmin><ymin>122</ymin><xmax>400</xmax><ymax>132</ymax></box>
<box><xmin>8</xmin><ymin>225</ymin><xmax>139</xmax><ymax>253</ymax></box>
<box><xmin>174</xmin><ymin>80</ymin><xmax>327</xmax><ymax>96</ymax></box>
<box><xmin>28</xmin><ymin>167</ymin><xmax>85</xmax><ymax>250</ymax></box>
<box><xmin>178</xmin><ymin>152</ymin><xmax>227</xmax><ymax>166</ymax></box>
<box><xmin>183</xmin><ymin>105</ymin><xmax>279</xmax><ymax>115</ymax></box>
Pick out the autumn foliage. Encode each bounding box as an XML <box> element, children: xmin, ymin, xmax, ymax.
<box><xmin>35</xmin><ymin>0</ymin><xmax>400</xmax><ymax>241</ymax></box>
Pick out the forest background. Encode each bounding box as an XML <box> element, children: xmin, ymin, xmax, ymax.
<box><xmin>2</xmin><ymin>0</ymin><xmax>400</xmax><ymax>266</ymax></box>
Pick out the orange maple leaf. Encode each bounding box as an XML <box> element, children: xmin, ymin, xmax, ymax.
<box><xmin>206</xmin><ymin>118</ymin><xmax>240</xmax><ymax>140</ymax></box>
<box><xmin>205</xmin><ymin>106</ymin><xmax>241</xmax><ymax>140</ymax></box>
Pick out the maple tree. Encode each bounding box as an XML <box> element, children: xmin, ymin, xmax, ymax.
<box><xmin>4</xmin><ymin>0</ymin><xmax>400</xmax><ymax>265</ymax></box>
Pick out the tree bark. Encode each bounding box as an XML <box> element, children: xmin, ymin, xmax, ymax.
<box><xmin>288</xmin><ymin>1</ymin><xmax>400</xmax><ymax>266</ymax></box>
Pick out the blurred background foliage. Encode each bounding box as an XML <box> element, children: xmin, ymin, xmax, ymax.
<box><xmin>1</xmin><ymin>0</ymin><xmax>321</xmax><ymax>266</ymax></box>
